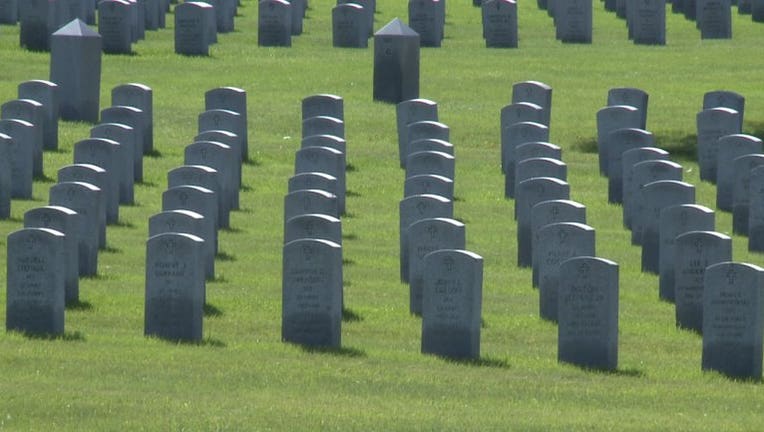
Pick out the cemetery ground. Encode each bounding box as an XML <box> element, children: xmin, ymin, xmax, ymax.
<box><xmin>1</xmin><ymin>0</ymin><xmax>764</xmax><ymax>430</ymax></box>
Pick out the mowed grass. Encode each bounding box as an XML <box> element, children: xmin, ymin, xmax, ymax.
<box><xmin>1</xmin><ymin>1</ymin><xmax>764</xmax><ymax>430</ymax></box>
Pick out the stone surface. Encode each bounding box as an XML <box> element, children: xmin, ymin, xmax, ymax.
<box><xmin>605</xmin><ymin>128</ymin><xmax>655</xmax><ymax>203</ymax></box>
<box><xmin>0</xmin><ymin>134</ymin><xmax>11</xmax><ymax>218</ymax></box>
<box><xmin>282</xmin><ymin>238</ymin><xmax>343</xmax><ymax>348</ymax></box>
<box><xmin>112</xmin><ymin>83</ymin><xmax>153</xmax><ymax>154</ymax></box>
<box><xmin>716</xmin><ymin>134</ymin><xmax>763</xmax><ymax>211</ymax></box>
<box><xmin>537</xmin><ymin>222</ymin><xmax>596</xmax><ymax>322</ymax></box>
<box><xmin>696</xmin><ymin>107</ymin><xmax>741</xmax><ymax>183</ymax></box>
<box><xmin>333</xmin><ymin>3</ymin><xmax>368</xmax><ymax>48</ymax></box>
<box><xmin>148</xmin><ymin>209</ymin><xmax>212</xmax><ymax>280</ymax></box>
<box><xmin>660</xmin><ymin>205</ymin><xmax>716</xmax><ymax>303</ymax></box>
<box><xmin>629</xmin><ymin>159</ymin><xmax>684</xmax><ymax>244</ymax></box>
<box><xmin>410</xmin><ymin>138</ymin><xmax>453</xmax><ymax>156</ymax></box>
<box><xmin>637</xmin><ymin>181</ymin><xmax>695</xmax><ymax>273</ymax></box>
<box><xmin>558</xmin><ymin>256</ymin><xmax>619</xmax><ymax>371</ymax></box>
<box><xmin>288</xmin><ymin>172</ymin><xmax>339</xmax><ymax>202</ymax></box>
<box><xmin>482</xmin><ymin>0</ymin><xmax>518</xmax><ymax>48</ymax></box>
<box><xmin>408</xmin><ymin>218</ymin><xmax>466</xmax><ymax>315</ymax></box>
<box><xmin>5</xmin><ymin>227</ymin><xmax>66</xmax><ymax>335</ymax></box>
<box><xmin>56</xmin><ymin>164</ymin><xmax>108</xmax><ymax>249</ymax></box>
<box><xmin>408</xmin><ymin>0</ymin><xmax>443</xmax><ymax>47</ymax></box>
<box><xmin>17</xmin><ymin>80</ymin><xmax>59</xmax><ymax>151</ymax></box>
<box><xmin>302</xmin><ymin>94</ymin><xmax>344</xmax><ymax>120</ymax></box>
<box><xmin>747</xmin><ymin>165</ymin><xmax>764</xmax><ymax>252</ymax></box>
<box><xmin>515</xmin><ymin>142</ymin><xmax>561</xmax><ymax>164</ymax></box>
<box><xmin>631</xmin><ymin>0</ymin><xmax>665</xmax><ymax>45</ymax></box>
<box><xmin>607</xmin><ymin>87</ymin><xmax>649</xmax><ymax>129</ymax></box>
<box><xmin>284</xmin><ymin>213</ymin><xmax>342</xmax><ymax>245</ymax></box>
<box><xmin>23</xmin><ymin>206</ymin><xmax>79</xmax><ymax>305</ymax></box>
<box><xmin>0</xmin><ymin>99</ymin><xmax>44</xmax><ymax>177</ymax></box>
<box><xmin>185</xmin><ymin>141</ymin><xmax>236</xmax><ymax>223</ymax></box>
<box><xmin>98</xmin><ymin>0</ymin><xmax>133</xmax><ymax>54</ymax></box>
<box><xmin>732</xmin><ymin>155</ymin><xmax>764</xmax><ymax>235</ymax></box>
<box><xmin>399</xmin><ymin>194</ymin><xmax>453</xmax><ymax>282</ymax></box>
<box><xmin>516</xmin><ymin>177</ymin><xmax>570</xmax><ymax>267</ymax></box>
<box><xmin>512</xmin><ymin>157</ymin><xmax>566</xmax><ymax>199</ymax></box>
<box><xmin>294</xmin><ymin>146</ymin><xmax>345</xmax><ymax>214</ymax></box>
<box><xmin>621</xmin><ymin>147</ymin><xmax>670</xmax><ymax>228</ymax></box>
<box><xmin>258</xmin><ymin>0</ymin><xmax>291</xmax><ymax>47</ymax></box>
<box><xmin>205</xmin><ymin>87</ymin><xmax>248</xmax><ymax>160</ymax></box>
<box><xmin>373</xmin><ymin>18</ymin><xmax>420</xmax><ymax>104</ymax></box>
<box><xmin>511</xmin><ymin>81</ymin><xmax>552</xmax><ymax>126</ymax></box>
<box><xmin>596</xmin><ymin>105</ymin><xmax>641</xmax><ymax>175</ymax></box>
<box><xmin>144</xmin><ymin>232</ymin><xmax>205</xmax><ymax>342</ymax></box>
<box><xmin>196</xmin><ymin>129</ymin><xmax>242</xmax><ymax>190</ymax></box>
<box><xmin>702</xmin><ymin>262</ymin><xmax>764</xmax><ymax>380</ymax></box>
<box><xmin>302</xmin><ymin>115</ymin><xmax>344</xmax><ymax>139</ymax></box>
<box><xmin>703</xmin><ymin>90</ymin><xmax>745</xmax><ymax>130</ymax></box>
<box><xmin>19</xmin><ymin>0</ymin><xmax>56</xmax><ymax>51</ymax></box>
<box><xmin>397</xmin><ymin>99</ymin><xmax>437</xmax><ymax>166</ymax></box>
<box><xmin>500</xmin><ymin>102</ymin><xmax>544</xmax><ymax>132</ymax></box>
<box><xmin>197</xmin><ymin>109</ymin><xmax>245</xmax><ymax>168</ymax></box>
<box><xmin>168</xmin><ymin>165</ymin><xmax>225</xmax><ymax>230</ymax></box>
<box><xmin>531</xmin><ymin>199</ymin><xmax>586</xmax><ymax>286</ymax></box>
<box><xmin>284</xmin><ymin>189</ymin><xmax>339</xmax><ymax>223</ymax></box>
<box><xmin>302</xmin><ymin>134</ymin><xmax>346</xmax><ymax>154</ymax></box>
<box><xmin>405</xmin><ymin>150</ymin><xmax>455</xmax><ymax>181</ymax></box>
<box><xmin>90</xmin><ymin>123</ymin><xmax>136</xmax><ymax>204</ymax></box>
<box><xmin>404</xmin><ymin>174</ymin><xmax>453</xmax><ymax>200</ymax></box>
<box><xmin>100</xmin><ymin>105</ymin><xmax>145</xmax><ymax>180</ymax></box>
<box><xmin>175</xmin><ymin>2</ymin><xmax>210</xmax><ymax>55</ymax></box>
<box><xmin>162</xmin><ymin>185</ymin><xmax>218</xmax><ymax>256</ymax></box>
<box><xmin>555</xmin><ymin>0</ymin><xmax>592</xmax><ymax>43</ymax></box>
<box><xmin>0</xmin><ymin>0</ymin><xmax>18</xmax><ymax>25</ymax></box>
<box><xmin>73</xmin><ymin>138</ymin><xmax>123</xmax><ymax>224</ymax></box>
<box><xmin>49</xmin><ymin>181</ymin><xmax>101</xmax><ymax>276</ymax></box>
<box><xmin>421</xmin><ymin>249</ymin><xmax>483</xmax><ymax>359</ymax></box>
<box><xmin>50</xmin><ymin>19</ymin><xmax>102</xmax><ymax>123</ymax></box>
<box><xmin>0</xmin><ymin>120</ymin><xmax>33</xmax><ymax>199</ymax></box>
<box><xmin>501</xmin><ymin>121</ymin><xmax>549</xmax><ymax>197</ymax></box>
<box><xmin>405</xmin><ymin>120</ymin><xmax>449</xmax><ymax>168</ymax></box>
<box><xmin>698</xmin><ymin>0</ymin><xmax>732</xmax><ymax>39</ymax></box>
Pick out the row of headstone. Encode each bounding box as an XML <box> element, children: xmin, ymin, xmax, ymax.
<box><xmin>408</xmin><ymin>0</ymin><xmax>445</xmax><ymax>47</ymax></box>
<box><xmin>281</xmin><ymin>94</ymin><xmax>347</xmax><ymax>348</ymax></box>
<box><xmin>499</xmin><ymin>81</ymin><xmax>620</xmax><ymax>371</ymax></box>
<box><xmin>332</xmin><ymin>0</ymin><xmax>373</xmax><ymax>48</ymax></box>
<box><xmin>481</xmin><ymin>0</ymin><xmax>518</xmax><ymax>48</ymax></box>
<box><xmin>99</xmin><ymin>0</ymin><xmax>175</xmax><ymax>54</ymax></box>
<box><xmin>539</xmin><ymin>0</ymin><xmax>593</xmax><ymax>43</ymax></box>
<box><xmin>258</xmin><ymin>0</ymin><xmax>300</xmax><ymax>47</ymax></box>
<box><xmin>394</xmin><ymin>97</ymin><xmax>485</xmax><ymax>361</ymax></box>
<box><xmin>175</xmin><ymin>0</ymin><xmax>236</xmax><ymax>56</ymax></box>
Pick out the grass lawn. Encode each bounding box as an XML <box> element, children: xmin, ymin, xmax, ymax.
<box><xmin>1</xmin><ymin>0</ymin><xmax>764</xmax><ymax>430</ymax></box>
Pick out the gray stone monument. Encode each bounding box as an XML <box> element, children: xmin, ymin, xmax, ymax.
<box><xmin>406</xmin><ymin>150</ymin><xmax>455</xmax><ymax>181</ymax></box>
<box><xmin>73</xmin><ymin>138</ymin><xmax>122</xmax><ymax>224</ymax></box>
<box><xmin>185</xmin><ymin>141</ymin><xmax>236</xmax><ymax>222</ymax></box>
<box><xmin>515</xmin><ymin>142</ymin><xmax>561</xmax><ymax>164</ymax></box>
<box><xmin>747</xmin><ymin>166</ymin><xmax>764</xmax><ymax>252</ymax></box>
<box><xmin>50</xmin><ymin>19</ymin><xmax>102</xmax><ymax>123</ymax></box>
<box><xmin>399</xmin><ymin>194</ymin><xmax>453</xmax><ymax>282</ymax></box>
<box><xmin>410</xmin><ymin>138</ymin><xmax>453</xmax><ymax>156</ymax></box>
<box><xmin>501</xmin><ymin>121</ymin><xmax>549</xmax><ymax>197</ymax></box>
<box><xmin>0</xmin><ymin>134</ymin><xmax>11</xmax><ymax>218</ymax></box>
<box><xmin>6</xmin><ymin>228</ymin><xmax>66</xmax><ymax>335</ymax></box>
<box><xmin>482</xmin><ymin>0</ymin><xmax>518</xmax><ymax>48</ymax></box>
<box><xmin>196</xmin><ymin>129</ymin><xmax>242</xmax><ymax>188</ymax></box>
<box><xmin>162</xmin><ymin>185</ymin><xmax>218</xmax><ymax>255</ymax></box>
<box><xmin>258</xmin><ymin>0</ymin><xmax>291</xmax><ymax>47</ymax></box>
<box><xmin>531</xmin><ymin>199</ymin><xmax>586</xmax><ymax>287</ymax></box>
<box><xmin>606</xmin><ymin>128</ymin><xmax>655</xmax><ymax>203</ymax></box>
<box><xmin>295</xmin><ymin>145</ymin><xmax>345</xmax><ymax>214</ymax></box>
<box><xmin>696</xmin><ymin>107</ymin><xmax>741</xmax><ymax>183</ymax></box>
<box><xmin>333</xmin><ymin>3</ymin><xmax>368</xmax><ymax>48</ymax></box>
<box><xmin>660</xmin><ymin>205</ymin><xmax>715</xmax><ymax>303</ymax></box>
<box><xmin>175</xmin><ymin>2</ymin><xmax>211</xmax><ymax>55</ymax></box>
<box><xmin>516</xmin><ymin>177</ymin><xmax>570</xmax><ymax>267</ymax></box>
<box><xmin>511</xmin><ymin>81</ymin><xmax>552</xmax><ymax>127</ymax></box>
<box><xmin>631</xmin><ymin>0</ymin><xmax>666</xmax><ymax>45</ymax></box>
<box><xmin>607</xmin><ymin>87</ymin><xmax>649</xmax><ymax>129</ymax></box>
<box><xmin>288</xmin><ymin>172</ymin><xmax>339</xmax><ymax>200</ymax></box>
<box><xmin>205</xmin><ymin>87</ymin><xmax>248</xmax><ymax>160</ymax></box>
<box><xmin>57</xmin><ymin>164</ymin><xmax>108</xmax><ymax>249</ymax></box>
<box><xmin>0</xmin><ymin>0</ymin><xmax>18</xmax><ymax>24</ymax></box>
<box><xmin>144</xmin><ymin>232</ymin><xmax>205</xmax><ymax>342</ymax></box>
<box><xmin>716</xmin><ymin>134</ymin><xmax>762</xmax><ymax>211</ymax></box>
<box><xmin>148</xmin><ymin>210</ymin><xmax>212</xmax><ymax>280</ymax></box>
<box><xmin>19</xmin><ymin>0</ymin><xmax>56</xmax><ymax>51</ymax></box>
<box><xmin>408</xmin><ymin>218</ymin><xmax>466</xmax><ymax>315</ymax></box>
<box><xmin>703</xmin><ymin>90</ymin><xmax>745</xmax><ymax>130</ymax></box>
<box><xmin>732</xmin><ymin>154</ymin><xmax>764</xmax><ymax>235</ymax></box>
<box><xmin>302</xmin><ymin>115</ymin><xmax>345</xmax><ymax>139</ymax></box>
<box><xmin>90</xmin><ymin>123</ymin><xmax>136</xmax><ymax>204</ymax></box>
<box><xmin>596</xmin><ymin>105</ymin><xmax>641</xmax><ymax>175</ymax></box>
<box><xmin>168</xmin><ymin>165</ymin><xmax>224</xmax><ymax>230</ymax></box>
<box><xmin>282</xmin><ymin>238</ymin><xmax>343</xmax><ymax>348</ymax></box>
<box><xmin>637</xmin><ymin>181</ymin><xmax>695</xmax><ymax>267</ymax></box>
<box><xmin>0</xmin><ymin>99</ymin><xmax>44</xmax><ymax>177</ymax></box>
<box><xmin>284</xmin><ymin>189</ymin><xmax>339</xmax><ymax>222</ymax></box>
<box><xmin>698</xmin><ymin>0</ymin><xmax>732</xmax><ymax>39</ymax></box>
<box><xmin>702</xmin><ymin>262</ymin><xmax>764</xmax><ymax>380</ymax></box>
<box><xmin>98</xmin><ymin>0</ymin><xmax>133</xmax><ymax>54</ymax></box>
<box><xmin>302</xmin><ymin>94</ymin><xmax>344</xmax><ymax>120</ymax></box>
<box><xmin>408</xmin><ymin>0</ymin><xmax>443</xmax><ymax>47</ymax></box>
<box><xmin>512</xmin><ymin>157</ymin><xmax>566</xmax><ymax>199</ymax></box>
<box><xmin>0</xmin><ymin>119</ymin><xmax>34</xmax><ymax>198</ymax></box>
<box><xmin>18</xmin><ymin>80</ymin><xmax>59</xmax><ymax>151</ymax></box>
<box><xmin>558</xmin><ymin>256</ymin><xmax>619</xmax><ymax>371</ymax></box>
<box><xmin>302</xmin><ymin>134</ymin><xmax>346</xmax><ymax>154</ymax></box>
<box><xmin>500</xmin><ymin>103</ymin><xmax>544</xmax><ymax>133</ymax></box>
<box><xmin>49</xmin><ymin>181</ymin><xmax>101</xmax><ymax>276</ymax></box>
<box><xmin>555</xmin><ymin>0</ymin><xmax>592</xmax><ymax>43</ymax></box>
<box><xmin>421</xmin><ymin>249</ymin><xmax>483</xmax><ymax>360</ymax></box>
<box><xmin>100</xmin><ymin>105</ymin><xmax>145</xmax><ymax>180</ymax></box>
<box><xmin>284</xmin><ymin>213</ymin><xmax>342</xmax><ymax>245</ymax></box>
<box><xmin>404</xmin><ymin>174</ymin><xmax>453</xmax><ymax>200</ymax></box>
<box><xmin>113</xmin><ymin>83</ymin><xmax>153</xmax><ymax>155</ymax></box>
<box><xmin>198</xmin><ymin>109</ymin><xmax>245</xmax><ymax>166</ymax></box>
<box><xmin>628</xmin><ymin>159</ymin><xmax>683</xmax><ymax>242</ymax></box>
<box><xmin>621</xmin><ymin>147</ymin><xmax>670</xmax><ymax>228</ymax></box>
<box><xmin>373</xmin><ymin>18</ymin><xmax>420</xmax><ymax>104</ymax></box>
<box><xmin>405</xmin><ymin>120</ymin><xmax>449</xmax><ymax>168</ymax></box>
<box><xmin>397</xmin><ymin>98</ymin><xmax>437</xmax><ymax>166</ymax></box>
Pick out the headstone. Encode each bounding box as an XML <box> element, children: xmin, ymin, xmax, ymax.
<box><xmin>0</xmin><ymin>0</ymin><xmax>18</xmax><ymax>24</ymax></box>
<box><xmin>628</xmin><ymin>159</ymin><xmax>684</xmax><ymax>241</ymax></box>
<box><xmin>148</xmin><ymin>210</ymin><xmax>213</xmax><ymax>280</ymax></box>
<box><xmin>23</xmin><ymin>206</ymin><xmax>79</xmax><ymax>305</ymax></box>
<box><xmin>596</xmin><ymin>105</ymin><xmax>641</xmax><ymax>175</ymax></box>
<box><xmin>284</xmin><ymin>189</ymin><xmax>339</xmax><ymax>222</ymax></box>
<box><xmin>284</xmin><ymin>213</ymin><xmax>342</xmax><ymax>245</ymax></box>
<box><xmin>733</xmin><ymin>155</ymin><xmax>764</xmax><ymax>235</ymax></box>
<box><xmin>512</xmin><ymin>157</ymin><xmax>567</xmax><ymax>199</ymax></box>
<box><xmin>558</xmin><ymin>256</ymin><xmax>619</xmax><ymax>371</ymax></box>
<box><xmin>698</xmin><ymin>0</ymin><xmax>732</xmax><ymax>39</ymax></box>
<box><xmin>98</xmin><ymin>0</ymin><xmax>133</xmax><ymax>54</ymax></box>
<box><xmin>660</xmin><ymin>205</ymin><xmax>716</xmax><ymax>302</ymax></box>
<box><xmin>501</xmin><ymin>121</ymin><xmax>549</xmax><ymax>197</ymax></box>
<box><xmin>399</xmin><ymin>194</ymin><xmax>453</xmax><ymax>282</ymax></box>
<box><xmin>511</xmin><ymin>81</ymin><xmax>552</xmax><ymax>127</ymax></box>
<box><xmin>0</xmin><ymin>119</ymin><xmax>34</xmax><ymax>199</ymax></box>
<box><xmin>288</xmin><ymin>172</ymin><xmax>339</xmax><ymax>201</ymax></box>
<box><xmin>57</xmin><ymin>164</ymin><xmax>108</xmax><ymax>249</ymax></box>
<box><xmin>0</xmin><ymin>134</ymin><xmax>11</xmax><ymax>218</ymax></box>
<box><xmin>302</xmin><ymin>134</ymin><xmax>346</xmax><ymax>154</ymax></box>
<box><xmin>198</xmin><ymin>109</ymin><xmax>246</xmax><ymax>168</ymax></box>
<box><xmin>747</xmin><ymin>165</ymin><xmax>764</xmax><ymax>252</ymax></box>
<box><xmin>302</xmin><ymin>116</ymin><xmax>345</xmax><ymax>140</ymax></box>
<box><xmin>205</xmin><ymin>87</ymin><xmax>248</xmax><ymax>161</ymax></box>
<box><xmin>162</xmin><ymin>185</ymin><xmax>218</xmax><ymax>255</ymax></box>
<box><xmin>168</xmin><ymin>165</ymin><xmax>225</xmax><ymax>230</ymax></box>
<box><xmin>50</xmin><ymin>19</ymin><xmax>102</xmax><ymax>123</ymax></box>
<box><xmin>631</xmin><ymin>0</ymin><xmax>666</xmax><ymax>45</ymax></box>
<box><xmin>295</xmin><ymin>146</ymin><xmax>346</xmax><ymax>214</ymax></box>
<box><xmin>753</xmin><ymin>0</ymin><xmax>764</xmax><ymax>20</ymax></box>
<box><xmin>408</xmin><ymin>0</ymin><xmax>443</xmax><ymax>47</ymax></box>
<box><xmin>258</xmin><ymin>0</ymin><xmax>291</xmax><ymax>47</ymax></box>
<box><xmin>49</xmin><ymin>181</ymin><xmax>101</xmax><ymax>276</ymax></box>
<box><xmin>19</xmin><ymin>0</ymin><xmax>56</xmax><ymax>51</ymax></box>
<box><xmin>302</xmin><ymin>94</ymin><xmax>344</xmax><ymax>120</ymax></box>
<box><xmin>397</xmin><ymin>99</ymin><xmax>437</xmax><ymax>166</ymax></box>
<box><xmin>482</xmin><ymin>0</ymin><xmax>518</xmax><ymax>48</ymax></box>
<box><xmin>196</xmin><ymin>129</ymin><xmax>243</xmax><ymax>190</ymax></box>
<box><xmin>410</xmin><ymin>138</ymin><xmax>453</xmax><ymax>156</ymax></box>
<box><xmin>607</xmin><ymin>88</ymin><xmax>649</xmax><ymax>129</ymax></box>
<box><xmin>405</xmin><ymin>120</ymin><xmax>449</xmax><ymax>168</ymax></box>
<box><xmin>282</xmin><ymin>238</ymin><xmax>343</xmax><ymax>348</ymax></box>
<box><xmin>500</xmin><ymin>103</ymin><xmax>544</xmax><ymax>133</ymax></box>
<box><xmin>555</xmin><ymin>0</ymin><xmax>592</xmax><ymax>43</ymax></box>
<box><xmin>174</xmin><ymin>2</ymin><xmax>210</xmax><ymax>55</ymax></box>
<box><xmin>702</xmin><ymin>262</ymin><xmax>764</xmax><ymax>380</ymax></box>
<box><xmin>212</xmin><ymin>0</ymin><xmax>234</xmax><ymax>32</ymax></box>
<box><xmin>73</xmin><ymin>138</ymin><xmax>122</xmax><ymax>224</ymax></box>
<box><xmin>421</xmin><ymin>249</ymin><xmax>483</xmax><ymax>359</ymax></box>
<box><xmin>531</xmin><ymin>199</ymin><xmax>586</xmax><ymax>286</ymax></box>
<box><xmin>516</xmin><ymin>177</ymin><xmax>570</xmax><ymax>267</ymax></box>
<box><xmin>406</xmin><ymin>150</ymin><xmax>455</xmax><ymax>181</ymax></box>
<box><xmin>674</xmin><ymin>231</ymin><xmax>732</xmax><ymax>331</ymax></box>
<box><xmin>185</xmin><ymin>141</ymin><xmax>236</xmax><ymax>223</ymax></box>
<box><xmin>112</xmin><ymin>83</ymin><xmax>153</xmax><ymax>155</ymax></box>
<box><xmin>100</xmin><ymin>106</ymin><xmax>145</xmax><ymax>180</ymax></box>
<box><xmin>332</xmin><ymin>3</ymin><xmax>368</xmax><ymax>48</ymax></box>
<box><xmin>0</xmin><ymin>99</ymin><xmax>44</xmax><ymax>177</ymax></box>
<box><xmin>337</xmin><ymin>0</ymin><xmax>373</xmax><ymax>37</ymax></box>
<box><xmin>5</xmin><ymin>228</ymin><xmax>66</xmax><ymax>335</ymax></box>
<box><xmin>716</xmin><ymin>134</ymin><xmax>763</xmax><ymax>211</ymax></box>
<box><xmin>515</xmin><ymin>142</ymin><xmax>561</xmax><ymax>164</ymax></box>
<box><xmin>606</xmin><ymin>128</ymin><xmax>655</xmax><ymax>203</ymax></box>
<box><xmin>703</xmin><ymin>90</ymin><xmax>745</xmax><ymax>130</ymax></box>
<box><xmin>621</xmin><ymin>147</ymin><xmax>670</xmax><ymax>228</ymax></box>
<box><xmin>696</xmin><ymin>107</ymin><xmax>742</xmax><ymax>183</ymax></box>
<box><xmin>145</xmin><ymin>0</ymin><xmax>160</xmax><ymax>29</ymax></box>
<box><xmin>537</xmin><ymin>222</ymin><xmax>596</xmax><ymax>322</ymax></box>
<box><xmin>90</xmin><ymin>123</ymin><xmax>136</xmax><ymax>204</ymax></box>
<box><xmin>144</xmin><ymin>232</ymin><xmax>205</xmax><ymax>342</ymax></box>
<box><xmin>373</xmin><ymin>18</ymin><xmax>420</xmax><ymax>104</ymax></box>
<box><xmin>17</xmin><ymin>80</ymin><xmax>59</xmax><ymax>151</ymax></box>
<box><xmin>404</xmin><ymin>174</ymin><xmax>454</xmax><ymax>200</ymax></box>
<box><xmin>408</xmin><ymin>218</ymin><xmax>466</xmax><ymax>315</ymax></box>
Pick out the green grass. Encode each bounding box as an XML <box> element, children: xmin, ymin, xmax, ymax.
<box><xmin>1</xmin><ymin>1</ymin><xmax>764</xmax><ymax>430</ymax></box>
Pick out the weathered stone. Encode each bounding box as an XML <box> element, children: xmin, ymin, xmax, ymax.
<box><xmin>399</xmin><ymin>194</ymin><xmax>453</xmax><ymax>282</ymax></box>
<box><xmin>531</xmin><ymin>199</ymin><xmax>586</xmax><ymax>287</ymax></box>
<box><xmin>660</xmin><ymin>205</ymin><xmax>715</xmax><ymax>302</ymax></box>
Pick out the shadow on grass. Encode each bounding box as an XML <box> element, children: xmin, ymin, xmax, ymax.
<box><xmin>33</xmin><ymin>174</ymin><xmax>55</xmax><ymax>183</ymax></box>
<box><xmin>572</xmin><ymin>131</ymin><xmax>699</xmax><ymax>162</ymax></box>
<box><xmin>112</xmin><ymin>220</ymin><xmax>136</xmax><ymax>229</ymax></box>
<box><xmin>216</xmin><ymin>251</ymin><xmax>236</xmax><ymax>261</ymax></box>
<box><xmin>240</xmin><ymin>184</ymin><xmax>253</xmax><ymax>192</ymax></box>
<box><xmin>17</xmin><ymin>330</ymin><xmax>86</xmax><ymax>342</ymax></box>
<box><xmin>565</xmin><ymin>362</ymin><xmax>645</xmax><ymax>377</ymax></box>
<box><xmin>144</xmin><ymin>149</ymin><xmax>163</xmax><ymax>158</ymax></box>
<box><xmin>342</xmin><ymin>233</ymin><xmax>358</xmax><ymax>241</ymax></box>
<box><xmin>454</xmin><ymin>195</ymin><xmax>464</xmax><ymax>202</ymax></box>
<box><xmin>442</xmin><ymin>355</ymin><xmax>511</xmax><ymax>369</ymax></box>
<box><xmin>220</xmin><ymin>226</ymin><xmax>244</xmax><ymax>234</ymax></box>
<box><xmin>4</xmin><ymin>216</ymin><xmax>23</xmax><ymax>223</ymax></box>
<box><xmin>343</xmin><ymin>280</ymin><xmax>352</xmax><ymax>287</ymax></box>
<box><xmin>342</xmin><ymin>212</ymin><xmax>357</xmax><ymax>219</ymax></box>
<box><xmin>243</xmin><ymin>157</ymin><xmax>261</xmax><ymax>167</ymax></box>
<box><xmin>66</xmin><ymin>300</ymin><xmax>93</xmax><ymax>311</ymax></box>
<box><xmin>346</xmin><ymin>163</ymin><xmax>358</xmax><ymax>172</ymax></box>
<box><xmin>342</xmin><ymin>258</ymin><xmax>355</xmax><ymax>266</ymax></box>
<box><xmin>346</xmin><ymin>190</ymin><xmax>361</xmax><ymax>198</ymax></box>
<box><xmin>204</xmin><ymin>303</ymin><xmax>223</xmax><ymax>317</ymax></box>
<box><xmin>298</xmin><ymin>344</ymin><xmax>367</xmax><ymax>358</ymax></box>
<box><xmin>342</xmin><ymin>307</ymin><xmax>363</xmax><ymax>323</ymax></box>
<box><xmin>137</xmin><ymin>180</ymin><xmax>158</xmax><ymax>188</ymax></box>
<box><xmin>102</xmin><ymin>246</ymin><xmax>122</xmax><ymax>254</ymax></box>
<box><xmin>179</xmin><ymin>337</ymin><xmax>227</xmax><ymax>348</ymax></box>
<box><xmin>45</xmin><ymin>148</ymin><xmax>69</xmax><ymax>154</ymax></box>
<box><xmin>81</xmin><ymin>273</ymin><xmax>108</xmax><ymax>280</ymax></box>
<box><xmin>208</xmin><ymin>274</ymin><xmax>228</xmax><ymax>283</ymax></box>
